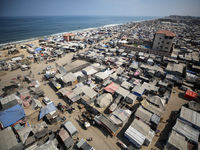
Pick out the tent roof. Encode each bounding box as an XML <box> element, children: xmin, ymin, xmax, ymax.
<box><xmin>124</xmin><ymin>125</ymin><xmax>145</xmax><ymax>147</ymax></box>
<box><xmin>165</xmin><ymin>130</ymin><xmax>187</xmax><ymax>150</ymax></box>
<box><xmin>95</xmin><ymin>72</ymin><xmax>109</xmax><ymax>80</ymax></box>
<box><xmin>131</xmin><ymin>119</ymin><xmax>151</xmax><ymax>137</ymax></box>
<box><xmin>99</xmin><ymin>115</ymin><xmax>119</xmax><ymax>134</ymax></box>
<box><xmin>39</xmin><ymin>103</ymin><xmax>57</xmax><ymax>120</ymax></box>
<box><xmin>62</xmin><ymin>72</ymin><xmax>77</xmax><ymax>83</ymax></box>
<box><xmin>135</xmin><ymin>107</ymin><xmax>152</xmax><ymax>123</ymax></box>
<box><xmin>180</xmin><ymin>106</ymin><xmax>200</xmax><ymax>127</ymax></box>
<box><xmin>81</xmin><ymin>85</ymin><xmax>97</xmax><ymax>98</ymax></box>
<box><xmin>173</xmin><ymin>118</ymin><xmax>199</xmax><ymax>143</ymax></box>
<box><xmin>97</xmin><ymin>93</ymin><xmax>113</xmax><ymax>108</ymax></box>
<box><xmin>82</xmin><ymin>66</ymin><xmax>98</xmax><ymax>75</ymax></box>
<box><xmin>116</xmin><ymin>86</ymin><xmax>130</xmax><ymax>98</ymax></box>
<box><xmin>121</xmin><ymin>81</ymin><xmax>133</xmax><ymax>90</ymax></box>
<box><xmin>0</xmin><ymin>127</ymin><xmax>20</xmax><ymax>150</ymax></box>
<box><xmin>0</xmin><ymin>104</ymin><xmax>26</xmax><ymax>127</ymax></box>
<box><xmin>104</xmin><ymin>82</ymin><xmax>120</xmax><ymax>94</ymax></box>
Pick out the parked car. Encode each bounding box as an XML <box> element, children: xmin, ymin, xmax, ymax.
<box><xmin>42</xmin><ymin>97</ymin><xmax>52</xmax><ymax>105</ymax></box>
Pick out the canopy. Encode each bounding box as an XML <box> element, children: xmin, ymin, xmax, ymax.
<box><xmin>0</xmin><ymin>104</ymin><xmax>26</xmax><ymax>128</ymax></box>
<box><xmin>39</xmin><ymin>103</ymin><xmax>57</xmax><ymax>120</ymax></box>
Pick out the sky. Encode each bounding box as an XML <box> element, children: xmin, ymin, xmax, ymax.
<box><xmin>0</xmin><ymin>0</ymin><xmax>200</xmax><ymax>17</ymax></box>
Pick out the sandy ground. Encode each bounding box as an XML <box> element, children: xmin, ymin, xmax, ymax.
<box><xmin>0</xmin><ymin>38</ymin><xmax>190</xmax><ymax>150</ymax></box>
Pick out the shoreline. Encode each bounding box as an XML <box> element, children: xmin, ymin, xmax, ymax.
<box><xmin>0</xmin><ymin>16</ymin><xmax>161</xmax><ymax>47</ymax></box>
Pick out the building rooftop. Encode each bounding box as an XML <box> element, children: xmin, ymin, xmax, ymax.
<box><xmin>156</xmin><ymin>30</ymin><xmax>176</xmax><ymax>37</ymax></box>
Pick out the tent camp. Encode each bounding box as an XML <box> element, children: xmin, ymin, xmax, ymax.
<box><xmin>0</xmin><ymin>104</ymin><xmax>26</xmax><ymax>128</ymax></box>
<box><xmin>184</xmin><ymin>90</ymin><xmax>198</xmax><ymax>100</ymax></box>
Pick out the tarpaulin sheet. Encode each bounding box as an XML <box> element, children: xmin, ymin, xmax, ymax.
<box><xmin>104</xmin><ymin>82</ymin><xmax>120</xmax><ymax>94</ymax></box>
<box><xmin>39</xmin><ymin>102</ymin><xmax>57</xmax><ymax>120</ymax></box>
<box><xmin>0</xmin><ymin>104</ymin><xmax>26</xmax><ymax>127</ymax></box>
<box><xmin>184</xmin><ymin>90</ymin><xmax>198</xmax><ymax>100</ymax></box>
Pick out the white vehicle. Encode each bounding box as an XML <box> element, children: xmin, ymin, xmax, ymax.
<box><xmin>42</xmin><ymin>97</ymin><xmax>52</xmax><ymax>105</ymax></box>
<box><xmin>46</xmin><ymin>66</ymin><xmax>53</xmax><ymax>70</ymax></box>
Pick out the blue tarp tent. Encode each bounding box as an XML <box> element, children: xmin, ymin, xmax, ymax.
<box><xmin>35</xmin><ymin>47</ymin><xmax>42</xmax><ymax>52</ymax></box>
<box><xmin>0</xmin><ymin>104</ymin><xmax>26</xmax><ymax>128</ymax></box>
<box><xmin>39</xmin><ymin>102</ymin><xmax>57</xmax><ymax>120</ymax></box>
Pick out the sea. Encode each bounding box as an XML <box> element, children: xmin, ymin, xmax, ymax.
<box><xmin>0</xmin><ymin>15</ymin><xmax>161</xmax><ymax>46</ymax></box>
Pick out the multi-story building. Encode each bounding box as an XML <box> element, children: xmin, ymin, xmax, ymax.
<box><xmin>152</xmin><ymin>30</ymin><xmax>176</xmax><ymax>52</ymax></box>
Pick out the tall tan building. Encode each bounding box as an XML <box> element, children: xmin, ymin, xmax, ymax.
<box><xmin>152</xmin><ymin>30</ymin><xmax>176</xmax><ymax>52</ymax></box>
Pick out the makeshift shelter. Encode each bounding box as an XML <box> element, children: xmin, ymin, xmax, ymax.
<box><xmin>104</xmin><ymin>82</ymin><xmax>120</xmax><ymax>94</ymax></box>
<box><xmin>165</xmin><ymin>130</ymin><xmax>188</xmax><ymax>150</ymax></box>
<box><xmin>179</xmin><ymin>106</ymin><xmax>200</xmax><ymax>131</ymax></box>
<box><xmin>109</xmin><ymin>108</ymin><xmax>131</xmax><ymax>126</ymax></box>
<box><xmin>94</xmin><ymin>71</ymin><xmax>109</xmax><ymax>82</ymax></box>
<box><xmin>0</xmin><ymin>104</ymin><xmax>26</xmax><ymax>128</ymax></box>
<box><xmin>76</xmin><ymin>138</ymin><xmax>94</xmax><ymax>150</ymax></box>
<box><xmin>134</xmin><ymin>107</ymin><xmax>153</xmax><ymax>124</ymax></box>
<box><xmin>61</xmin><ymin>72</ymin><xmax>77</xmax><ymax>86</ymax></box>
<box><xmin>17</xmin><ymin>88</ymin><xmax>30</xmax><ymax>100</ymax></box>
<box><xmin>116</xmin><ymin>67</ymin><xmax>124</xmax><ymax>75</ymax></box>
<box><xmin>115</xmin><ymin>86</ymin><xmax>130</xmax><ymax>98</ymax></box>
<box><xmin>142</xmin><ymin>82</ymin><xmax>158</xmax><ymax>92</ymax></box>
<box><xmin>0</xmin><ymin>127</ymin><xmax>24</xmax><ymax>150</ymax></box>
<box><xmin>184</xmin><ymin>90</ymin><xmax>198</xmax><ymax>100</ymax></box>
<box><xmin>121</xmin><ymin>81</ymin><xmax>133</xmax><ymax>90</ymax></box>
<box><xmin>58</xmin><ymin>128</ymin><xmax>74</xmax><ymax>149</ymax></box>
<box><xmin>146</xmin><ymin>95</ymin><xmax>165</xmax><ymax>110</ymax></box>
<box><xmin>126</xmin><ymin>93</ymin><xmax>137</xmax><ymax>104</ymax></box>
<box><xmin>173</xmin><ymin>119</ymin><xmax>199</xmax><ymax>143</ymax></box>
<box><xmin>132</xmin><ymin>86</ymin><xmax>145</xmax><ymax>97</ymax></box>
<box><xmin>17</xmin><ymin>126</ymin><xmax>32</xmax><ymax>144</ymax></box>
<box><xmin>63</xmin><ymin>121</ymin><xmax>78</xmax><ymax>137</ymax></box>
<box><xmin>39</xmin><ymin>103</ymin><xmax>57</xmax><ymax>120</ymax></box>
<box><xmin>98</xmin><ymin>115</ymin><xmax>119</xmax><ymax>136</ymax></box>
<box><xmin>124</xmin><ymin>119</ymin><xmax>154</xmax><ymax>149</ymax></box>
<box><xmin>82</xmin><ymin>66</ymin><xmax>98</xmax><ymax>75</ymax></box>
<box><xmin>0</xmin><ymin>94</ymin><xmax>19</xmax><ymax>111</ymax></box>
<box><xmin>96</xmin><ymin>93</ymin><xmax>113</xmax><ymax>108</ymax></box>
<box><xmin>81</xmin><ymin>85</ymin><xmax>97</xmax><ymax>100</ymax></box>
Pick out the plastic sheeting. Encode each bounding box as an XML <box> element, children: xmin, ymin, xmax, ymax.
<box><xmin>39</xmin><ymin>103</ymin><xmax>57</xmax><ymax>120</ymax></box>
<box><xmin>104</xmin><ymin>82</ymin><xmax>120</xmax><ymax>94</ymax></box>
<box><xmin>0</xmin><ymin>104</ymin><xmax>26</xmax><ymax>127</ymax></box>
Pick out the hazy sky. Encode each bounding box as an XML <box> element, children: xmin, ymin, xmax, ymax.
<box><xmin>0</xmin><ymin>0</ymin><xmax>200</xmax><ymax>17</ymax></box>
